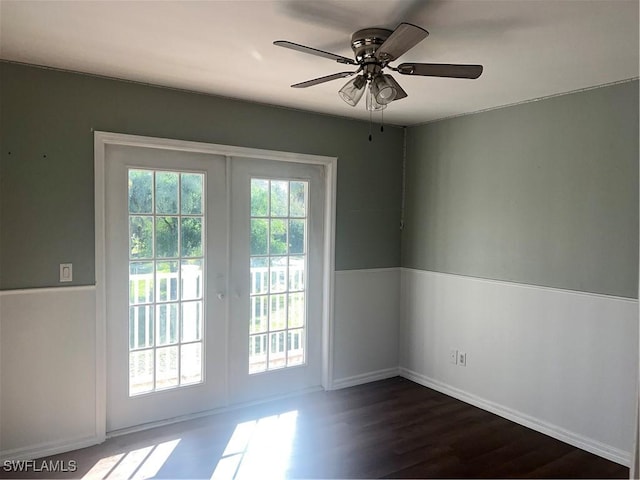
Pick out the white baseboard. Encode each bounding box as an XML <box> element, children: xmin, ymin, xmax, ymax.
<box><xmin>0</xmin><ymin>434</ymin><xmax>103</xmax><ymax>462</ymax></box>
<box><xmin>331</xmin><ymin>367</ymin><xmax>400</xmax><ymax>390</ymax></box>
<box><xmin>399</xmin><ymin>367</ymin><xmax>631</xmax><ymax>467</ymax></box>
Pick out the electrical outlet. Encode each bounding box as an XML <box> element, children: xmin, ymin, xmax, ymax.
<box><xmin>458</xmin><ymin>351</ymin><xmax>467</xmax><ymax>367</ymax></box>
<box><xmin>449</xmin><ymin>349</ymin><xmax>458</xmax><ymax>365</ymax></box>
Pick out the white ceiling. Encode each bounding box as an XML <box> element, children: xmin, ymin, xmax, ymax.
<box><xmin>1</xmin><ymin>0</ymin><xmax>638</xmax><ymax>126</ymax></box>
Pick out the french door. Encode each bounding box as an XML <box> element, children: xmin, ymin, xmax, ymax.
<box><xmin>228</xmin><ymin>157</ymin><xmax>325</xmax><ymax>404</ymax></box>
<box><xmin>105</xmin><ymin>144</ymin><xmax>228</xmax><ymax>432</ymax></box>
<box><xmin>103</xmin><ymin>140</ymin><xmax>327</xmax><ymax>432</ymax></box>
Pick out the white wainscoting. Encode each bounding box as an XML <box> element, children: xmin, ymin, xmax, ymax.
<box><xmin>4</xmin><ymin>268</ymin><xmax>633</xmax><ymax>466</ymax></box>
<box><xmin>0</xmin><ymin>286</ymin><xmax>99</xmax><ymax>460</ymax></box>
<box><xmin>399</xmin><ymin>268</ymin><xmax>638</xmax><ymax>466</ymax></box>
<box><xmin>0</xmin><ymin>268</ymin><xmax>400</xmax><ymax>459</ymax></box>
<box><xmin>331</xmin><ymin>268</ymin><xmax>400</xmax><ymax>389</ymax></box>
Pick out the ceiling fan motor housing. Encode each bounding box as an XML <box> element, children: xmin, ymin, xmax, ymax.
<box><xmin>351</xmin><ymin>28</ymin><xmax>391</xmax><ymax>60</ymax></box>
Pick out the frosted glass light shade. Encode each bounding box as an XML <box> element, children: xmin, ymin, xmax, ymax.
<box><xmin>338</xmin><ymin>75</ymin><xmax>366</xmax><ymax>106</ymax></box>
<box><xmin>366</xmin><ymin>87</ymin><xmax>386</xmax><ymax>111</ymax></box>
<box><xmin>371</xmin><ymin>74</ymin><xmax>397</xmax><ymax>105</ymax></box>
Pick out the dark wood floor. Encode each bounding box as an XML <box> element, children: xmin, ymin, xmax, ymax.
<box><xmin>1</xmin><ymin>377</ymin><xmax>629</xmax><ymax>479</ymax></box>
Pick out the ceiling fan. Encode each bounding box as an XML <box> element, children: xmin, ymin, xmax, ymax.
<box><xmin>274</xmin><ymin>22</ymin><xmax>483</xmax><ymax>111</ymax></box>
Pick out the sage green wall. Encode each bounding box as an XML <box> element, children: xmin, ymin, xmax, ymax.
<box><xmin>402</xmin><ymin>80</ymin><xmax>639</xmax><ymax>298</ymax></box>
<box><xmin>4</xmin><ymin>61</ymin><xmax>636</xmax><ymax>296</ymax></box>
<box><xmin>0</xmin><ymin>62</ymin><xmax>403</xmax><ymax>289</ymax></box>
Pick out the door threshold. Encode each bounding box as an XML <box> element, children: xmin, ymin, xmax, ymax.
<box><xmin>106</xmin><ymin>385</ymin><xmax>325</xmax><ymax>439</ymax></box>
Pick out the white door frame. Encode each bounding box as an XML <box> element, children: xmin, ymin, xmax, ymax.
<box><xmin>94</xmin><ymin>131</ymin><xmax>337</xmax><ymax>440</ymax></box>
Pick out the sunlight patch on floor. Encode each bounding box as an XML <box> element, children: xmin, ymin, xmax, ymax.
<box><xmin>211</xmin><ymin>410</ymin><xmax>298</xmax><ymax>479</ymax></box>
<box><xmin>81</xmin><ymin>438</ymin><xmax>181</xmax><ymax>480</ymax></box>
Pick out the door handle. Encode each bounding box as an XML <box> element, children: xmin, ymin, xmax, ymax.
<box><xmin>217</xmin><ymin>293</ymin><xmax>225</xmax><ymax>300</ymax></box>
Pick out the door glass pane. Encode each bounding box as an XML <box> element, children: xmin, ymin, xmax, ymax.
<box><xmin>289</xmin><ymin>181</ymin><xmax>307</xmax><ymax>217</ymax></box>
<box><xmin>289</xmin><ymin>256</ymin><xmax>305</xmax><ymax>292</ymax></box>
<box><xmin>156</xmin><ymin>261</ymin><xmax>179</xmax><ymax>302</ymax></box>
<box><xmin>156</xmin><ymin>303</ymin><xmax>178</xmax><ymax>346</ymax></box>
<box><xmin>129</xmin><ymin>170</ymin><xmax>153</xmax><ymax>214</ymax></box>
<box><xmin>181</xmin><ymin>173</ymin><xmax>203</xmax><ymax>215</ymax></box>
<box><xmin>181</xmin><ymin>301</ymin><xmax>202</xmax><ymax>342</ymax></box>
<box><xmin>181</xmin><ymin>217</ymin><xmax>203</xmax><ymax>257</ymax></box>
<box><xmin>248</xmin><ymin>334</ymin><xmax>267</xmax><ymax>374</ymax></box>
<box><xmin>156</xmin><ymin>346</ymin><xmax>179</xmax><ymax>389</ymax></box>
<box><xmin>250</xmin><ymin>179</ymin><xmax>269</xmax><ymax>217</ymax></box>
<box><xmin>129</xmin><ymin>349</ymin><xmax>154</xmax><ymax>395</ymax></box>
<box><xmin>128</xmin><ymin>169</ymin><xmax>206</xmax><ymax>396</ymax></box>
<box><xmin>269</xmin><ymin>331</ymin><xmax>287</xmax><ymax>370</ymax></box>
<box><xmin>269</xmin><ymin>257</ymin><xmax>287</xmax><ymax>293</ymax></box>
<box><xmin>269</xmin><ymin>219</ymin><xmax>287</xmax><ymax>255</ymax></box>
<box><xmin>288</xmin><ymin>293</ymin><xmax>304</xmax><ymax>329</ymax></box>
<box><xmin>288</xmin><ymin>219</ymin><xmax>305</xmax><ymax>254</ymax></box>
<box><xmin>129</xmin><ymin>306</ymin><xmax>154</xmax><ymax>349</ymax></box>
<box><xmin>130</xmin><ymin>216</ymin><xmax>154</xmax><ymax>259</ymax></box>
<box><xmin>287</xmin><ymin>329</ymin><xmax>304</xmax><ymax>367</ymax></box>
<box><xmin>250</xmin><ymin>219</ymin><xmax>268</xmax><ymax>255</ymax></box>
<box><xmin>270</xmin><ymin>181</ymin><xmax>288</xmax><ymax>217</ymax></box>
<box><xmin>130</xmin><ymin>262</ymin><xmax>154</xmax><ymax>304</ymax></box>
<box><xmin>155</xmin><ymin>171</ymin><xmax>179</xmax><ymax>214</ymax></box>
<box><xmin>156</xmin><ymin>216</ymin><xmax>179</xmax><ymax>258</ymax></box>
<box><xmin>181</xmin><ymin>343</ymin><xmax>203</xmax><ymax>384</ymax></box>
<box><xmin>249</xmin><ymin>178</ymin><xmax>308</xmax><ymax>374</ymax></box>
<box><xmin>250</xmin><ymin>295</ymin><xmax>268</xmax><ymax>334</ymax></box>
<box><xmin>250</xmin><ymin>257</ymin><xmax>268</xmax><ymax>295</ymax></box>
<box><xmin>181</xmin><ymin>259</ymin><xmax>203</xmax><ymax>300</ymax></box>
<box><xmin>269</xmin><ymin>294</ymin><xmax>287</xmax><ymax>331</ymax></box>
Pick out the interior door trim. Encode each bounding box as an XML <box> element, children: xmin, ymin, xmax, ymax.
<box><xmin>94</xmin><ymin>131</ymin><xmax>337</xmax><ymax>440</ymax></box>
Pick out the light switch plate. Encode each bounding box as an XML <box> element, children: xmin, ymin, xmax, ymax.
<box><xmin>60</xmin><ymin>263</ymin><xmax>73</xmax><ymax>282</ymax></box>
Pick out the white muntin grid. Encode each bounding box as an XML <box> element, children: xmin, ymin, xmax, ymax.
<box><xmin>248</xmin><ymin>178</ymin><xmax>309</xmax><ymax>374</ymax></box>
<box><xmin>127</xmin><ymin>168</ymin><xmax>206</xmax><ymax>395</ymax></box>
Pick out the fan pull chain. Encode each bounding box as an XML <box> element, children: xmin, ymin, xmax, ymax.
<box><xmin>381</xmin><ymin>108</ymin><xmax>384</xmax><ymax>133</ymax></box>
<box><xmin>369</xmin><ymin>108</ymin><xmax>373</xmax><ymax>142</ymax></box>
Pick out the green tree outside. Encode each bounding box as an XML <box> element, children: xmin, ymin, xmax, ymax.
<box><xmin>128</xmin><ymin>172</ymin><xmax>307</xmax><ymax>265</ymax></box>
<box><xmin>128</xmin><ymin>169</ymin><xmax>203</xmax><ymax>263</ymax></box>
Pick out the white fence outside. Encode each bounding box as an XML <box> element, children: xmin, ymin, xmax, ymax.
<box><xmin>130</xmin><ymin>262</ymin><xmax>304</xmax><ymax>342</ymax></box>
